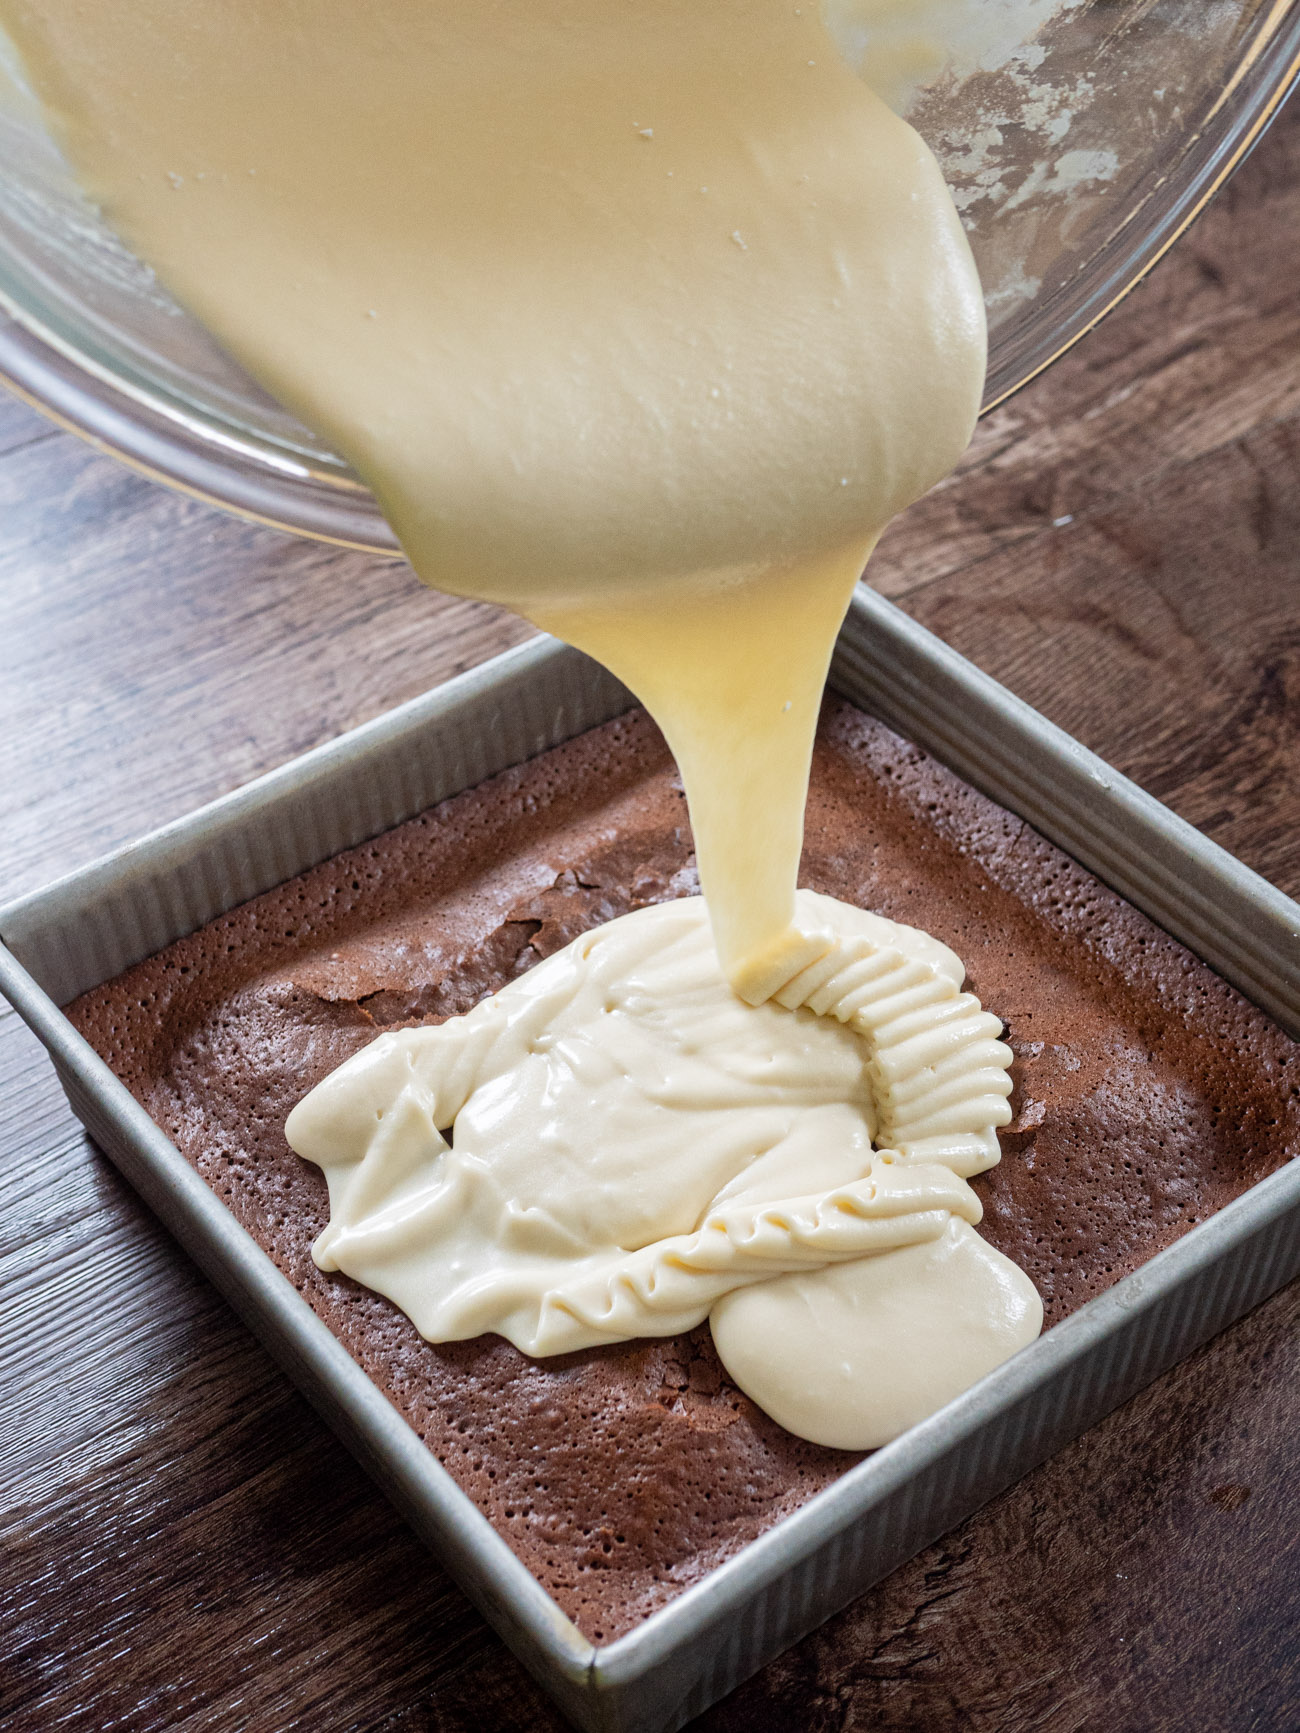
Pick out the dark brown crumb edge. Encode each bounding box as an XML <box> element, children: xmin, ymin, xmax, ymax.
<box><xmin>68</xmin><ymin>700</ymin><xmax>1300</xmax><ymax>1642</ymax></box>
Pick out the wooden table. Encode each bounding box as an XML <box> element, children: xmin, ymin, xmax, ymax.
<box><xmin>2</xmin><ymin>99</ymin><xmax>1298</xmax><ymax>1733</ymax></box>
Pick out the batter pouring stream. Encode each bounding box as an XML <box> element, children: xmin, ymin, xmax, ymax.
<box><xmin>2</xmin><ymin>0</ymin><xmax>984</xmax><ymax>991</ymax></box>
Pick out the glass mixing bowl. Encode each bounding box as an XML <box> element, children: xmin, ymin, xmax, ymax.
<box><xmin>0</xmin><ymin>1</ymin><xmax>1296</xmax><ymax>555</ymax></box>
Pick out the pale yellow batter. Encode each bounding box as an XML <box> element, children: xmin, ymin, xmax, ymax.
<box><xmin>3</xmin><ymin>3</ymin><xmax>1036</xmax><ymax>1445</ymax></box>
<box><xmin>287</xmin><ymin>892</ymin><xmax>1037</xmax><ymax>1450</ymax></box>
<box><xmin>2</xmin><ymin>0</ymin><xmax>984</xmax><ymax>993</ymax></box>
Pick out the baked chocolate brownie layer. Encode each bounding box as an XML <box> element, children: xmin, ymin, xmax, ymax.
<box><xmin>69</xmin><ymin>701</ymin><xmax>1299</xmax><ymax>1640</ymax></box>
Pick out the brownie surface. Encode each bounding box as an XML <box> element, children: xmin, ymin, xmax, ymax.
<box><xmin>69</xmin><ymin>701</ymin><xmax>1299</xmax><ymax>1640</ymax></box>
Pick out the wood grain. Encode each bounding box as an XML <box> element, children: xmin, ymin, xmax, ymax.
<box><xmin>0</xmin><ymin>375</ymin><xmax>59</xmax><ymax>459</ymax></box>
<box><xmin>2</xmin><ymin>98</ymin><xmax>1299</xmax><ymax>1733</ymax></box>
<box><xmin>0</xmin><ymin>424</ymin><xmax>531</xmax><ymax>904</ymax></box>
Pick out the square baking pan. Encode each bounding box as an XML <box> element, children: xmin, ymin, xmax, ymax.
<box><xmin>3</xmin><ymin>584</ymin><xmax>1298</xmax><ymax>1733</ymax></box>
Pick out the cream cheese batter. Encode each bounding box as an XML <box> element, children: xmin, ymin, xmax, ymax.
<box><xmin>2</xmin><ymin>3</ymin><xmax>1038</xmax><ymax>1444</ymax></box>
<box><xmin>1</xmin><ymin>0</ymin><xmax>984</xmax><ymax>991</ymax></box>
<box><xmin>287</xmin><ymin>892</ymin><xmax>1039</xmax><ymax>1449</ymax></box>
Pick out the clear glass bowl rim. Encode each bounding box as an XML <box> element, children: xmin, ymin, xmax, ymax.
<box><xmin>1</xmin><ymin>9</ymin><xmax>1297</xmax><ymax>557</ymax></box>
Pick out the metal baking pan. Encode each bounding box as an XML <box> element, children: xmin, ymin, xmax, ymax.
<box><xmin>3</xmin><ymin>584</ymin><xmax>1298</xmax><ymax>1733</ymax></box>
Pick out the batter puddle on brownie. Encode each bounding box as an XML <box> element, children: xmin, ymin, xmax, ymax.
<box><xmin>284</xmin><ymin>886</ymin><xmax>1039</xmax><ymax>1450</ymax></box>
<box><xmin>68</xmin><ymin>704</ymin><xmax>1300</xmax><ymax>1640</ymax></box>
